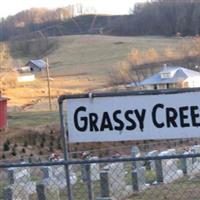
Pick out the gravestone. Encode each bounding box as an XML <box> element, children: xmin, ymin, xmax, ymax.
<box><xmin>131</xmin><ymin>146</ymin><xmax>146</xmax><ymax>191</ymax></box>
<box><xmin>37</xmin><ymin>181</ymin><xmax>60</xmax><ymax>200</ymax></box>
<box><xmin>190</xmin><ymin>145</ymin><xmax>200</xmax><ymax>164</ymax></box>
<box><xmin>89</xmin><ymin>157</ymin><xmax>100</xmax><ymax>181</ymax></box>
<box><xmin>6</xmin><ymin>167</ymin><xmax>36</xmax><ymax>199</ymax></box>
<box><xmin>96</xmin><ymin>170</ymin><xmax>112</xmax><ymax>200</ymax></box>
<box><xmin>7</xmin><ymin>168</ymin><xmax>31</xmax><ymax>185</ymax></box>
<box><xmin>182</xmin><ymin>150</ymin><xmax>200</xmax><ymax>176</ymax></box>
<box><xmin>46</xmin><ymin>166</ymin><xmax>77</xmax><ymax>189</ymax></box>
<box><xmin>146</xmin><ymin>150</ymin><xmax>159</xmax><ymax>170</ymax></box>
<box><xmin>104</xmin><ymin>163</ymin><xmax>127</xmax><ymax>199</ymax></box>
<box><xmin>131</xmin><ymin>146</ymin><xmax>141</xmax><ymax>169</ymax></box>
<box><xmin>132</xmin><ymin>167</ymin><xmax>146</xmax><ymax>191</ymax></box>
<box><xmin>158</xmin><ymin>149</ymin><xmax>183</xmax><ymax>184</ymax></box>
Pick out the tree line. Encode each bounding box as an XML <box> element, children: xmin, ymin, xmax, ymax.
<box><xmin>111</xmin><ymin>0</ymin><xmax>200</xmax><ymax>36</ymax></box>
<box><xmin>1</xmin><ymin>0</ymin><xmax>200</xmax><ymax>41</ymax></box>
<box><xmin>0</xmin><ymin>6</ymin><xmax>74</xmax><ymax>41</ymax></box>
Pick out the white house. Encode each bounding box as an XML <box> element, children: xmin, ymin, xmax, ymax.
<box><xmin>129</xmin><ymin>66</ymin><xmax>200</xmax><ymax>90</ymax></box>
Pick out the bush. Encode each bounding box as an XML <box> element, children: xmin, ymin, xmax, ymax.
<box><xmin>23</xmin><ymin>141</ymin><xmax>28</xmax><ymax>147</ymax></box>
<box><xmin>21</xmin><ymin>148</ymin><xmax>26</xmax><ymax>153</ymax></box>
<box><xmin>11</xmin><ymin>148</ymin><xmax>17</xmax><ymax>156</ymax></box>
<box><xmin>3</xmin><ymin>141</ymin><xmax>10</xmax><ymax>151</ymax></box>
<box><xmin>40</xmin><ymin>142</ymin><xmax>44</xmax><ymax>148</ymax></box>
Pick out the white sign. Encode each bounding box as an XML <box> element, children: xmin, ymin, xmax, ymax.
<box><xmin>67</xmin><ymin>91</ymin><xmax>200</xmax><ymax>143</ymax></box>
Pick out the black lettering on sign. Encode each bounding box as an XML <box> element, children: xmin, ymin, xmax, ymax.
<box><xmin>179</xmin><ymin>106</ymin><xmax>190</xmax><ymax>127</ymax></box>
<box><xmin>191</xmin><ymin>106</ymin><xmax>200</xmax><ymax>127</ymax></box>
<box><xmin>89</xmin><ymin>113</ymin><xmax>99</xmax><ymax>131</ymax></box>
<box><xmin>135</xmin><ymin>109</ymin><xmax>146</xmax><ymax>131</ymax></box>
<box><xmin>125</xmin><ymin>110</ymin><xmax>136</xmax><ymax>130</ymax></box>
<box><xmin>166</xmin><ymin>107</ymin><xmax>178</xmax><ymax>128</ymax></box>
<box><xmin>74</xmin><ymin>106</ymin><xmax>88</xmax><ymax>132</ymax></box>
<box><xmin>113</xmin><ymin>110</ymin><xmax>124</xmax><ymax>131</ymax></box>
<box><xmin>152</xmin><ymin>104</ymin><xmax>164</xmax><ymax>128</ymax></box>
<box><xmin>100</xmin><ymin>112</ymin><xmax>113</xmax><ymax>131</ymax></box>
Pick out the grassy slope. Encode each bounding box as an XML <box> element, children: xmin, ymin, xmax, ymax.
<box><xmin>8</xmin><ymin>111</ymin><xmax>59</xmax><ymax>128</ymax></box>
<box><xmin>10</xmin><ymin>35</ymin><xmax>192</xmax><ymax>127</ymax></box>
<box><xmin>47</xmin><ymin>35</ymin><xmax>187</xmax><ymax>78</ymax></box>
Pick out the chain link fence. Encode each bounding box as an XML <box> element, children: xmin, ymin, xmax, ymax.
<box><xmin>1</xmin><ymin>150</ymin><xmax>200</xmax><ymax>200</ymax></box>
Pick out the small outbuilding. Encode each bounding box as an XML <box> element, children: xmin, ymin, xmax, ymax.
<box><xmin>25</xmin><ymin>59</ymin><xmax>46</xmax><ymax>72</ymax></box>
<box><xmin>128</xmin><ymin>66</ymin><xmax>200</xmax><ymax>90</ymax></box>
<box><xmin>0</xmin><ymin>97</ymin><xmax>8</xmax><ymax>130</ymax></box>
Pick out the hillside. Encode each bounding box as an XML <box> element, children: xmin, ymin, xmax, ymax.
<box><xmin>14</xmin><ymin>35</ymin><xmax>190</xmax><ymax>77</ymax></box>
<box><xmin>1</xmin><ymin>1</ymin><xmax>200</xmax><ymax>42</ymax></box>
<box><xmin>7</xmin><ymin>34</ymin><xmax>196</xmax><ymax>111</ymax></box>
<box><xmin>1</xmin><ymin>34</ymin><xmax>198</xmax><ymax>162</ymax></box>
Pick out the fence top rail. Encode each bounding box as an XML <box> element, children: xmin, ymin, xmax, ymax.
<box><xmin>0</xmin><ymin>153</ymin><xmax>199</xmax><ymax>168</ymax></box>
<box><xmin>58</xmin><ymin>87</ymin><xmax>200</xmax><ymax>103</ymax></box>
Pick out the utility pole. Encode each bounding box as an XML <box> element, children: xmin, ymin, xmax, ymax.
<box><xmin>46</xmin><ymin>58</ymin><xmax>52</xmax><ymax>111</ymax></box>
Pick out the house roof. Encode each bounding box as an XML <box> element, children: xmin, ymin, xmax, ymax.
<box><xmin>26</xmin><ymin>59</ymin><xmax>46</xmax><ymax>69</ymax></box>
<box><xmin>139</xmin><ymin>66</ymin><xmax>200</xmax><ymax>85</ymax></box>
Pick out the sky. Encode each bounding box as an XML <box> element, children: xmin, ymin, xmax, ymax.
<box><xmin>0</xmin><ymin>0</ymin><xmax>147</xmax><ymax>18</ymax></box>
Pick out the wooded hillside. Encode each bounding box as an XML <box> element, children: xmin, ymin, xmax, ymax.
<box><xmin>1</xmin><ymin>0</ymin><xmax>200</xmax><ymax>41</ymax></box>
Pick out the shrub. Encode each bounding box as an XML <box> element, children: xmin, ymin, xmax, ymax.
<box><xmin>11</xmin><ymin>148</ymin><xmax>17</xmax><ymax>156</ymax></box>
<box><xmin>21</xmin><ymin>148</ymin><xmax>26</xmax><ymax>153</ymax></box>
<box><xmin>23</xmin><ymin>141</ymin><xmax>28</xmax><ymax>147</ymax></box>
<box><xmin>3</xmin><ymin>141</ymin><xmax>10</xmax><ymax>151</ymax></box>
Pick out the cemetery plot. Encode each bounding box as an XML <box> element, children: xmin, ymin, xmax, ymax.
<box><xmin>2</xmin><ymin>145</ymin><xmax>200</xmax><ymax>200</ymax></box>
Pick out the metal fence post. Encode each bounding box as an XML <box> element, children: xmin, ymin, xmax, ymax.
<box><xmin>3</xmin><ymin>187</ymin><xmax>12</xmax><ymax>200</ymax></box>
<box><xmin>7</xmin><ymin>169</ymin><xmax>14</xmax><ymax>185</ymax></box>
<box><xmin>85</xmin><ymin>164</ymin><xmax>93</xmax><ymax>200</ymax></box>
<box><xmin>155</xmin><ymin>159</ymin><xmax>163</xmax><ymax>183</ymax></box>
<box><xmin>96</xmin><ymin>170</ymin><xmax>112</xmax><ymax>200</ymax></box>
<box><xmin>36</xmin><ymin>183</ymin><xmax>46</xmax><ymax>200</ymax></box>
<box><xmin>131</xmin><ymin>146</ymin><xmax>140</xmax><ymax>169</ymax></box>
<box><xmin>59</xmin><ymin>99</ymin><xmax>73</xmax><ymax>200</ymax></box>
<box><xmin>41</xmin><ymin>167</ymin><xmax>50</xmax><ymax>179</ymax></box>
<box><xmin>180</xmin><ymin>158</ymin><xmax>187</xmax><ymax>175</ymax></box>
<box><xmin>132</xmin><ymin>169</ymin><xmax>139</xmax><ymax>191</ymax></box>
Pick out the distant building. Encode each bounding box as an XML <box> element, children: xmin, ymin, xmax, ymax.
<box><xmin>17</xmin><ymin>74</ymin><xmax>35</xmax><ymax>82</ymax></box>
<box><xmin>17</xmin><ymin>66</ymin><xmax>31</xmax><ymax>73</ymax></box>
<box><xmin>0</xmin><ymin>97</ymin><xmax>8</xmax><ymax>131</ymax></box>
<box><xmin>25</xmin><ymin>59</ymin><xmax>46</xmax><ymax>72</ymax></box>
<box><xmin>128</xmin><ymin>66</ymin><xmax>200</xmax><ymax>90</ymax></box>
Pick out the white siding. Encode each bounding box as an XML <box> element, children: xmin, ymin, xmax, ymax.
<box><xmin>17</xmin><ymin>74</ymin><xmax>35</xmax><ymax>82</ymax></box>
<box><xmin>185</xmin><ymin>76</ymin><xmax>200</xmax><ymax>88</ymax></box>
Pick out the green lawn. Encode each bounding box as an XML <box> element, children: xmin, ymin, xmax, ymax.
<box><xmin>8</xmin><ymin>111</ymin><xmax>59</xmax><ymax>128</ymax></box>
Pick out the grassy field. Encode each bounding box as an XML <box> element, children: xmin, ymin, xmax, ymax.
<box><xmin>7</xmin><ymin>35</ymin><xmax>193</xmax><ymax>128</ymax></box>
<box><xmin>8</xmin><ymin>111</ymin><xmax>60</xmax><ymax>128</ymax></box>
<box><xmin>47</xmin><ymin>35</ymin><xmax>189</xmax><ymax>78</ymax></box>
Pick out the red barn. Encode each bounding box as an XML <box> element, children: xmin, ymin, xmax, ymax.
<box><xmin>0</xmin><ymin>97</ymin><xmax>8</xmax><ymax>130</ymax></box>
